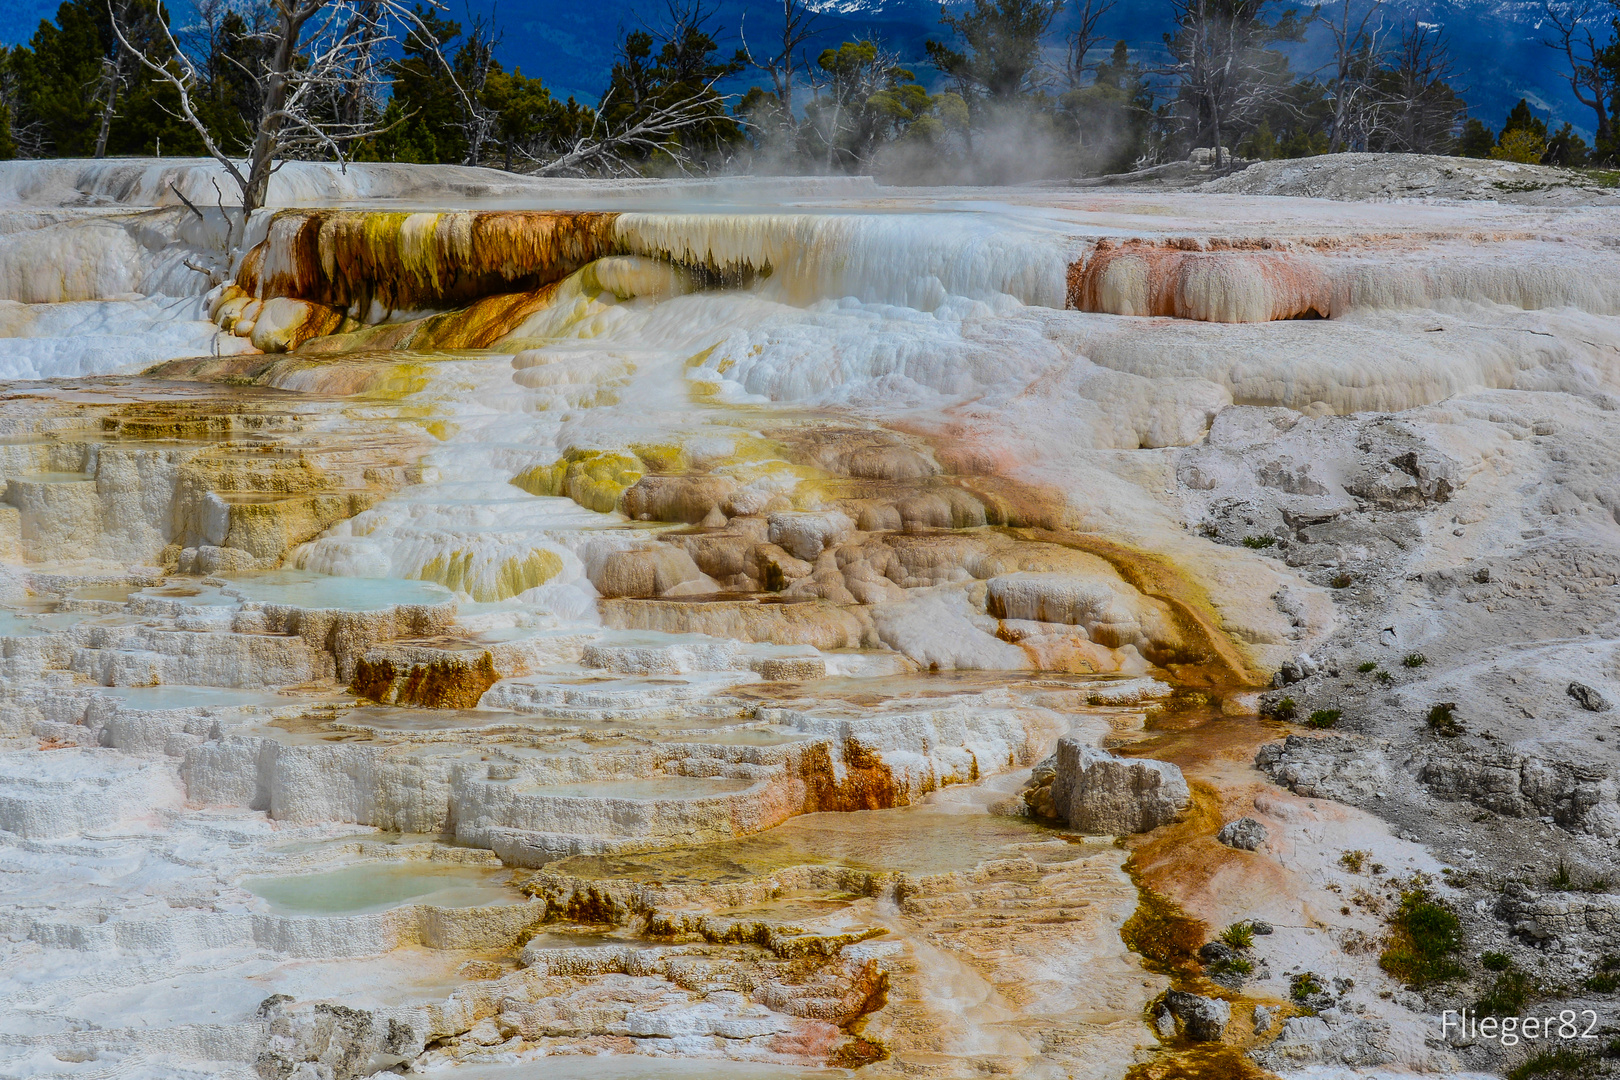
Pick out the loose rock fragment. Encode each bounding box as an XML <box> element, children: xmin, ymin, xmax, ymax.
<box><xmin>1216</xmin><ymin>816</ymin><xmax>1270</xmax><ymax>851</ymax></box>
<box><xmin>1569</xmin><ymin>681</ymin><xmax>1611</xmax><ymax>712</ymax></box>
<box><xmin>1163</xmin><ymin>990</ymin><xmax>1230</xmax><ymax>1042</ymax></box>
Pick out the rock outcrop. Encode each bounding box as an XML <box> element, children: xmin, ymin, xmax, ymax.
<box><xmin>1256</xmin><ymin>734</ymin><xmax>1393</xmax><ymax>803</ymax></box>
<box><xmin>1497</xmin><ymin>882</ymin><xmax>1620</xmax><ymax>946</ymax></box>
<box><xmin>1047</xmin><ymin>738</ymin><xmax>1189</xmax><ymax>834</ymax></box>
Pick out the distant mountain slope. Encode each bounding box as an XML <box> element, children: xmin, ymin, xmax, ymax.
<box><xmin>0</xmin><ymin>0</ymin><xmax>1586</xmax><ymax>140</ymax></box>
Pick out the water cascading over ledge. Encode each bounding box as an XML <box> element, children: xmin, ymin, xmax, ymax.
<box><xmin>217</xmin><ymin>207</ymin><xmax>1078</xmax><ymax>351</ymax></box>
<box><xmin>218</xmin><ymin>209</ymin><xmax>1620</xmax><ymax>354</ymax></box>
<box><xmin>1065</xmin><ymin>235</ymin><xmax>1620</xmax><ymax>322</ymax></box>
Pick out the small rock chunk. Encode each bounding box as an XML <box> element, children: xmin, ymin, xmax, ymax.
<box><xmin>1164</xmin><ymin>990</ymin><xmax>1230</xmax><ymax>1042</ymax></box>
<box><xmin>1569</xmin><ymin>681</ymin><xmax>1611</xmax><ymax>713</ymax></box>
<box><xmin>1153</xmin><ymin>1003</ymin><xmax>1176</xmax><ymax>1039</ymax></box>
<box><xmin>1216</xmin><ymin>816</ymin><xmax>1270</xmax><ymax>851</ymax></box>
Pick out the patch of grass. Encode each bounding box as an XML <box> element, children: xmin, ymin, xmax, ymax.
<box><xmin>1242</xmin><ymin>535</ymin><xmax>1277</xmax><ymax>549</ymax></box>
<box><xmin>1543</xmin><ymin>859</ymin><xmax>1611</xmax><ymax>893</ymax></box>
<box><xmin>1403</xmin><ymin>653</ymin><xmax>1427</xmax><ymax>668</ymax></box>
<box><xmin>1332</xmin><ymin>573</ymin><xmax>1354</xmax><ymax>588</ymax></box>
<box><xmin>1550</xmin><ymin>860</ymin><xmax>1576</xmax><ymax>891</ymax></box>
<box><xmin>1269</xmin><ymin>696</ymin><xmax>1297</xmax><ymax>722</ymax></box>
<box><xmin>1219</xmin><ymin>922</ymin><xmax>1255</xmax><ymax>951</ymax></box>
<box><xmin>1506</xmin><ymin>1047</ymin><xmax>1602</xmax><ymax>1080</ymax></box>
<box><xmin>1357</xmin><ymin>661</ymin><xmax>1378</xmax><ymax>673</ymax></box>
<box><xmin>1307</xmin><ymin>708</ymin><xmax>1341</xmax><ymax>729</ymax></box>
<box><xmin>1211</xmin><ymin>955</ymin><xmax>1254</xmax><ymax>977</ymax></box>
<box><xmin>1290</xmin><ymin>971</ymin><xmax>1324</xmax><ymax>1003</ymax></box>
<box><xmin>1481</xmin><ymin>951</ymin><xmax>1513</xmax><ymax>972</ymax></box>
<box><xmin>1476</xmin><ymin>970</ymin><xmax>1537</xmax><ymax>1016</ymax></box>
<box><xmin>1374</xmin><ymin>670</ymin><xmax>1394</xmax><ymax>685</ymax></box>
<box><xmin>1427</xmin><ymin>702</ymin><xmax>1462</xmax><ymax>737</ymax></box>
<box><xmin>1585</xmin><ymin>970</ymin><xmax>1619</xmax><ymax>994</ymax></box>
<box><xmin>1379</xmin><ymin>880</ymin><xmax>1464</xmax><ymax>988</ymax></box>
<box><xmin>1340</xmin><ymin>850</ymin><xmax>1369</xmax><ymax>873</ymax></box>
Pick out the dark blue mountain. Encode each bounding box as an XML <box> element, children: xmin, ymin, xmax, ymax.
<box><xmin>0</xmin><ymin>0</ymin><xmax>1590</xmax><ymax>142</ymax></box>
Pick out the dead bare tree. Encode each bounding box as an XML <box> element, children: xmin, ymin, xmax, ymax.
<box><xmin>1372</xmin><ymin>19</ymin><xmax>1463</xmax><ymax>153</ymax></box>
<box><xmin>1065</xmin><ymin>0</ymin><xmax>1116</xmax><ymax>90</ymax></box>
<box><xmin>1321</xmin><ymin>0</ymin><xmax>1385</xmax><ymax>151</ymax></box>
<box><xmin>93</xmin><ymin>0</ymin><xmax>150</xmax><ymax>157</ymax></box>
<box><xmin>741</xmin><ymin>0</ymin><xmax>819</xmax><ymax>115</ymax></box>
<box><xmin>522</xmin><ymin>82</ymin><xmax>741</xmax><ymax>177</ymax></box>
<box><xmin>325</xmin><ymin>0</ymin><xmax>387</xmax><ymax>158</ymax></box>
<box><xmin>1164</xmin><ymin>0</ymin><xmax>1306</xmax><ymax>165</ymax></box>
<box><xmin>447</xmin><ymin>9</ymin><xmax>501</xmax><ymax>165</ymax></box>
<box><xmin>112</xmin><ymin>0</ymin><xmax>453</xmax><ymax>251</ymax></box>
<box><xmin>1543</xmin><ymin>0</ymin><xmax>1619</xmax><ymax>152</ymax></box>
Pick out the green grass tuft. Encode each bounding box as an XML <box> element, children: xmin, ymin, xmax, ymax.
<box><xmin>1379</xmin><ymin>881</ymin><xmax>1464</xmax><ymax>988</ymax></box>
<box><xmin>1242</xmin><ymin>535</ymin><xmax>1277</xmax><ymax>549</ymax></box>
<box><xmin>1307</xmin><ymin>708</ymin><xmax>1341</xmax><ymax>729</ymax></box>
<box><xmin>1427</xmin><ymin>702</ymin><xmax>1461</xmax><ymax>737</ymax></box>
<box><xmin>1506</xmin><ymin>1047</ymin><xmax>1601</xmax><ymax>1080</ymax></box>
<box><xmin>1549</xmin><ymin>860</ymin><xmax>1576</xmax><ymax>891</ymax></box>
<box><xmin>1476</xmin><ymin>970</ymin><xmax>1536</xmax><ymax>1017</ymax></box>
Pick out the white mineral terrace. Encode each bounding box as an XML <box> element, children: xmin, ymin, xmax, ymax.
<box><xmin>1</xmin><ymin>155</ymin><xmax>1617</xmax><ymax>1079</ymax></box>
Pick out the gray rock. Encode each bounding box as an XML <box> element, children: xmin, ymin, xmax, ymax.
<box><xmin>1249</xmin><ymin>920</ymin><xmax>1274</xmax><ymax>935</ymax></box>
<box><xmin>1416</xmin><ymin>747</ymin><xmax>1620</xmax><ymax>836</ymax></box>
<box><xmin>1256</xmin><ymin>734</ymin><xmax>1393</xmax><ymax>803</ymax></box>
<box><xmin>1253</xmin><ymin>1004</ymin><xmax>1275</xmax><ymax>1034</ymax></box>
<box><xmin>1164</xmin><ymin>990</ymin><xmax>1230</xmax><ymax>1042</ymax></box>
<box><xmin>1569</xmin><ymin>681</ymin><xmax>1611</xmax><ymax>712</ymax></box>
<box><xmin>1049</xmin><ymin>738</ymin><xmax>1190</xmax><ymax>834</ymax></box>
<box><xmin>1216</xmin><ymin>816</ymin><xmax>1270</xmax><ymax>851</ymax></box>
<box><xmin>1272</xmin><ymin>652</ymin><xmax>1318</xmax><ymax>686</ymax></box>
<box><xmin>1496</xmin><ymin>881</ymin><xmax>1620</xmax><ymax>945</ymax></box>
<box><xmin>1198</xmin><ymin>941</ymin><xmax>1237</xmax><ymax>965</ymax></box>
<box><xmin>1154</xmin><ymin>1004</ymin><xmax>1176</xmax><ymax>1039</ymax></box>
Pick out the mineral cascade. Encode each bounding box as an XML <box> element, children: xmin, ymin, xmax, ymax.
<box><xmin>2</xmin><ymin>155</ymin><xmax>1619</xmax><ymax>1079</ymax></box>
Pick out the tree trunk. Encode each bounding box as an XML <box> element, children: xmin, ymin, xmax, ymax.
<box><xmin>94</xmin><ymin>64</ymin><xmax>119</xmax><ymax>159</ymax></box>
<box><xmin>243</xmin><ymin>6</ymin><xmax>305</xmax><ymax>217</ymax></box>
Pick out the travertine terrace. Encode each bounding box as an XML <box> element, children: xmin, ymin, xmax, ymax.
<box><xmin>4</xmin><ymin>155</ymin><xmax>1620</xmax><ymax>1079</ymax></box>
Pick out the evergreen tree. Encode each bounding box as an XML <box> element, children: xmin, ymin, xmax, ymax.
<box><xmin>15</xmin><ymin>0</ymin><xmax>197</xmax><ymax>157</ymax></box>
<box><xmin>1499</xmin><ymin>98</ymin><xmax>1548</xmax><ymax>143</ymax></box>
<box><xmin>1489</xmin><ymin>99</ymin><xmax>1549</xmax><ymax>163</ymax></box>
<box><xmin>597</xmin><ymin>8</ymin><xmax>746</xmax><ymax>171</ymax></box>
<box><xmin>1455</xmin><ymin>117</ymin><xmax>1495</xmax><ymax>158</ymax></box>
<box><xmin>1056</xmin><ymin>40</ymin><xmax>1153</xmax><ymax>174</ymax></box>
<box><xmin>925</xmin><ymin>0</ymin><xmax>1064</xmax><ymax>106</ymax></box>
<box><xmin>1545</xmin><ymin>121</ymin><xmax>1590</xmax><ymax>166</ymax></box>
<box><xmin>375</xmin><ymin>7</ymin><xmax>467</xmax><ymax>163</ymax></box>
